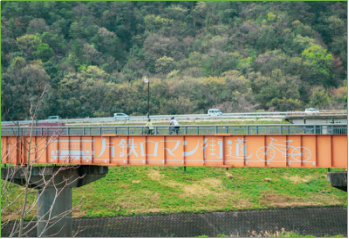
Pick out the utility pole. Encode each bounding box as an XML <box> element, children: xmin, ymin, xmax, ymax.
<box><xmin>144</xmin><ymin>77</ymin><xmax>150</xmax><ymax>118</ymax></box>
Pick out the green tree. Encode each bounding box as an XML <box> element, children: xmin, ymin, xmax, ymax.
<box><xmin>301</xmin><ymin>44</ymin><xmax>333</xmax><ymax>85</ymax></box>
<box><xmin>309</xmin><ymin>87</ymin><xmax>330</xmax><ymax>109</ymax></box>
<box><xmin>16</xmin><ymin>34</ymin><xmax>42</xmax><ymax>59</ymax></box>
<box><xmin>268</xmin><ymin>97</ymin><xmax>302</xmax><ymax>111</ymax></box>
<box><xmin>2</xmin><ymin>61</ymin><xmax>51</xmax><ymax>120</ymax></box>
<box><xmin>155</xmin><ymin>56</ymin><xmax>176</xmax><ymax>74</ymax></box>
<box><xmin>34</xmin><ymin>43</ymin><xmax>54</xmax><ymax>61</ymax></box>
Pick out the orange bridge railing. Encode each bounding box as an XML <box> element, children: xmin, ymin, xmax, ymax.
<box><xmin>1</xmin><ymin>134</ymin><xmax>347</xmax><ymax>168</ymax></box>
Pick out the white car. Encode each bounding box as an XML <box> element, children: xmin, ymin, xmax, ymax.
<box><xmin>47</xmin><ymin>116</ymin><xmax>61</xmax><ymax>122</ymax></box>
<box><xmin>305</xmin><ymin>108</ymin><xmax>320</xmax><ymax>115</ymax></box>
<box><xmin>208</xmin><ymin>109</ymin><xmax>223</xmax><ymax>117</ymax></box>
<box><xmin>114</xmin><ymin>113</ymin><xmax>130</xmax><ymax>120</ymax></box>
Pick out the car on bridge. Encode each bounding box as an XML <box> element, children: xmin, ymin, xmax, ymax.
<box><xmin>47</xmin><ymin>116</ymin><xmax>61</xmax><ymax>122</ymax></box>
<box><xmin>305</xmin><ymin>108</ymin><xmax>320</xmax><ymax>115</ymax></box>
<box><xmin>208</xmin><ymin>109</ymin><xmax>223</xmax><ymax>117</ymax></box>
<box><xmin>114</xmin><ymin>113</ymin><xmax>130</xmax><ymax>120</ymax></box>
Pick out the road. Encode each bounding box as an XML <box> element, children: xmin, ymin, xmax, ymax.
<box><xmin>1</xmin><ymin>110</ymin><xmax>346</xmax><ymax>126</ymax></box>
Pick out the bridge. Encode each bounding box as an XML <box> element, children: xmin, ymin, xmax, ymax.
<box><xmin>286</xmin><ymin>114</ymin><xmax>347</xmax><ymax>125</ymax></box>
<box><xmin>2</xmin><ymin>123</ymin><xmax>347</xmax><ymax>237</ymax></box>
<box><xmin>2</xmin><ymin>124</ymin><xmax>347</xmax><ymax>168</ymax></box>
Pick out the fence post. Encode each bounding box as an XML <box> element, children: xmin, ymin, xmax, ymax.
<box><xmin>256</xmin><ymin>126</ymin><xmax>259</xmax><ymax>135</ymax></box>
<box><xmin>197</xmin><ymin>126</ymin><xmax>199</xmax><ymax>135</ymax></box>
<box><xmin>127</xmin><ymin>127</ymin><xmax>129</xmax><ymax>135</ymax></box>
<box><xmin>287</xmin><ymin>126</ymin><xmax>290</xmax><ymax>135</ymax></box>
<box><xmin>99</xmin><ymin>127</ymin><xmax>101</xmax><ymax>135</ymax></box>
<box><xmin>215</xmin><ymin>126</ymin><xmax>218</xmax><ymax>134</ymax></box>
<box><xmin>83</xmin><ymin>127</ymin><xmax>85</xmax><ymax>136</ymax></box>
<box><xmin>279</xmin><ymin>125</ymin><xmax>282</xmax><ymax>134</ymax></box>
<box><xmin>185</xmin><ymin>126</ymin><xmax>187</xmax><ymax>135</ymax></box>
<box><xmin>225</xmin><ymin>126</ymin><xmax>228</xmax><ymax>134</ymax></box>
<box><xmin>155</xmin><ymin>126</ymin><xmax>158</xmax><ymax>135</ymax></box>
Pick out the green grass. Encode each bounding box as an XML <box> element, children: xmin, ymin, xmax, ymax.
<box><xmin>2</xmin><ymin>166</ymin><xmax>347</xmax><ymax>220</ymax></box>
<box><xmin>70</xmin><ymin>166</ymin><xmax>347</xmax><ymax>218</ymax></box>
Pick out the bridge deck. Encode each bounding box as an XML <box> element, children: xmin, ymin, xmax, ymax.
<box><xmin>1</xmin><ymin>134</ymin><xmax>347</xmax><ymax>168</ymax></box>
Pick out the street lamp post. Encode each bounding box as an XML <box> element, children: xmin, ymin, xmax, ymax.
<box><xmin>144</xmin><ymin>77</ymin><xmax>150</xmax><ymax>118</ymax></box>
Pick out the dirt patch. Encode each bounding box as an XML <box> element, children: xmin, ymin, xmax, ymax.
<box><xmin>259</xmin><ymin>191</ymin><xmax>322</xmax><ymax>207</ymax></box>
<box><xmin>121</xmin><ymin>184</ymin><xmax>129</xmax><ymax>189</ymax></box>
<box><xmin>284</xmin><ymin>175</ymin><xmax>316</xmax><ymax>183</ymax></box>
<box><xmin>202</xmin><ymin>178</ymin><xmax>222</xmax><ymax>188</ymax></box>
<box><xmin>152</xmin><ymin>192</ymin><xmax>160</xmax><ymax>201</ymax></box>
<box><xmin>235</xmin><ymin>198</ymin><xmax>253</xmax><ymax>209</ymax></box>
<box><xmin>141</xmin><ymin>190</ymin><xmax>154</xmax><ymax>196</ymax></box>
<box><xmin>183</xmin><ymin>184</ymin><xmax>211</xmax><ymax>197</ymax></box>
<box><xmin>159</xmin><ymin>177</ymin><xmax>251</xmax><ymax>208</ymax></box>
<box><xmin>162</xmin><ymin>178</ymin><xmax>223</xmax><ymax>198</ymax></box>
<box><xmin>147</xmin><ymin>170</ymin><xmax>164</xmax><ymax>181</ymax></box>
<box><xmin>133</xmin><ymin>208</ymin><xmax>166</xmax><ymax>214</ymax></box>
<box><xmin>163</xmin><ymin>180</ymin><xmax>184</xmax><ymax>188</ymax></box>
<box><xmin>309</xmin><ymin>194</ymin><xmax>344</xmax><ymax>206</ymax></box>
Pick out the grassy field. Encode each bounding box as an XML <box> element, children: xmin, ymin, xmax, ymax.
<box><xmin>71</xmin><ymin>166</ymin><xmax>347</xmax><ymax>218</ymax></box>
<box><xmin>3</xmin><ymin>166</ymin><xmax>346</xmax><ymax>220</ymax></box>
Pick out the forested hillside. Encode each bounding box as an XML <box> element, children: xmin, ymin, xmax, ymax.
<box><xmin>1</xmin><ymin>1</ymin><xmax>347</xmax><ymax>120</ymax></box>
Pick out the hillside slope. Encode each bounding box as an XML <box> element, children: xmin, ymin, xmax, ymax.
<box><xmin>1</xmin><ymin>2</ymin><xmax>347</xmax><ymax>120</ymax></box>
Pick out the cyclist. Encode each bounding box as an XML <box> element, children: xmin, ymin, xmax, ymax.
<box><xmin>145</xmin><ymin>118</ymin><xmax>154</xmax><ymax>135</ymax></box>
<box><xmin>169</xmin><ymin>117</ymin><xmax>180</xmax><ymax>135</ymax></box>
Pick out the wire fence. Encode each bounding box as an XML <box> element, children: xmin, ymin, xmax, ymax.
<box><xmin>1</xmin><ymin>124</ymin><xmax>347</xmax><ymax>136</ymax></box>
<box><xmin>2</xmin><ymin>206</ymin><xmax>347</xmax><ymax>237</ymax></box>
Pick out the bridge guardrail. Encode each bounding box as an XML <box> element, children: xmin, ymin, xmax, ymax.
<box><xmin>1</xmin><ymin>110</ymin><xmax>347</xmax><ymax>125</ymax></box>
<box><xmin>1</xmin><ymin>124</ymin><xmax>347</xmax><ymax>136</ymax></box>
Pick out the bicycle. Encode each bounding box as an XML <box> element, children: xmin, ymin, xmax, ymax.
<box><xmin>256</xmin><ymin>137</ymin><xmax>312</xmax><ymax>165</ymax></box>
<box><xmin>142</xmin><ymin>127</ymin><xmax>154</xmax><ymax>135</ymax></box>
<box><xmin>168</xmin><ymin>126</ymin><xmax>179</xmax><ymax>135</ymax></box>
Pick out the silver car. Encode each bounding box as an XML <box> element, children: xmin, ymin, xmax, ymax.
<box><xmin>305</xmin><ymin>108</ymin><xmax>320</xmax><ymax>115</ymax></box>
<box><xmin>114</xmin><ymin>113</ymin><xmax>130</xmax><ymax>120</ymax></box>
<box><xmin>208</xmin><ymin>109</ymin><xmax>223</xmax><ymax>117</ymax></box>
<box><xmin>47</xmin><ymin>116</ymin><xmax>61</xmax><ymax>122</ymax></box>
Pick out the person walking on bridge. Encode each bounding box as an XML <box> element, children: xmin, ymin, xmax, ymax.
<box><xmin>145</xmin><ymin>118</ymin><xmax>154</xmax><ymax>135</ymax></box>
<box><xmin>170</xmin><ymin>117</ymin><xmax>180</xmax><ymax>135</ymax></box>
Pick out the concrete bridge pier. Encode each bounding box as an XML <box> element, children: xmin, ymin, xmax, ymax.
<box><xmin>327</xmin><ymin>171</ymin><xmax>347</xmax><ymax>191</ymax></box>
<box><xmin>1</xmin><ymin>165</ymin><xmax>108</xmax><ymax>237</ymax></box>
<box><xmin>37</xmin><ymin>183</ymin><xmax>73</xmax><ymax>237</ymax></box>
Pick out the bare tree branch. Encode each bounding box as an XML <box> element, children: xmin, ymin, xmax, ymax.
<box><xmin>2</xmin><ymin>86</ymin><xmax>85</xmax><ymax>237</ymax></box>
